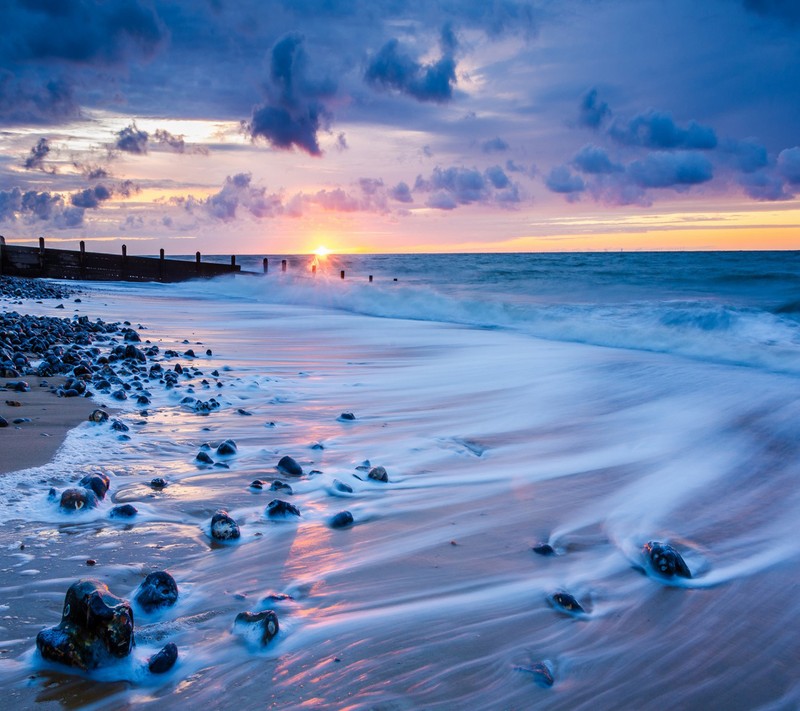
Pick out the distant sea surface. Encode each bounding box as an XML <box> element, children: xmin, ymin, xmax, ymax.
<box><xmin>1</xmin><ymin>250</ymin><xmax>798</xmax><ymax>709</ymax></box>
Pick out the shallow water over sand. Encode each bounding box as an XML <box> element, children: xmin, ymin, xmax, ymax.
<box><xmin>1</xmin><ymin>260</ymin><xmax>799</xmax><ymax>709</ymax></box>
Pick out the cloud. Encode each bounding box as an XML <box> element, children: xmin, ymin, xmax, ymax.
<box><xmin>71</xmin><ymin>184</ymin><xmax>113</xmax><ymax>209</ymax></box>
<box><xmin>115</xmin><ymin>123</ymin><xmax>149</xmax><ymax>154</ymax></box>
<box><xmin>721</xmin><ymin>138</ymin><xmax>769</xmax><ymax>173</ymax></box>
<box><xmin>413</xmin><ymin>164</ymin><xmax>520</xmax><ymax>209</ymax></box>
<box><xmin>0</xmin><ymin>71</ymin><xmax>79</xmax><ymax>125</ymax></box>
<box><xmin>389</xmin><ymin>181</ymin><xmax>413</xmax><ymax>203</ymax></box>
<box><xmin>23</xmin><ymin>137</ymin><xmax>52</xmax><ymax>171</ymax></box>
<box><xmin>0</xmin><ymin>187</ymin><xmax>84</xmax><ymax>228</ymax></box>
<box><xmin>627</xmin><ymin>151</ymin><xmax>713</xmax><ymax>188</ymax></box>
<box><xmin>578</xmin><ymin>88</ymin><xmax>611</xmax><ymax>129</ymax></box>
<box><xmin>609</xmin><ymin>110</ymin><xmax>717</xmax><ymax>150</ymax></box>
<box><xmin>245</xmin><ymin>33</ymin><xmax>335</xmax><ymax>156</ymax></box>
<box><xmin>182</xmin><ymin>173</ymin><xmax>283</xmax><ymax>222</ymax></box>
<box><xmin>739</xmin><ymin>172</ymin><xmax>793</xmax><ymax>201</ymax></box>
<box><xmin>426</xmin><ymin>191</ymin><xmax>457</xmax><ymax>210</ymax></box>
<box><xmin>777</xmin><ymin>146</ymin><xmax>800</xmax><ymax>183</ymax></box>
<box><xmin>742</xmin><ymin>0</ymin><xmax>800</xmax><ymax>25</ymax></box>
<box><xmin>545</xmin><ymin>166</ymin><xmax>586</xmax><ymax>195</ymax></box>
<box><xmin>365</xmin><ymin>25</ymin><xmax>458</xmax><ymax>104</ymax></box>
<box><xmin>482</xmin><ymin>137</ymin><xmax>509</xmax><ymax>153</ymax></box>
<box><xmin>572</xmin><ymin>144</ymin><xmax>622</xmax><ymax>174</ymax></box>
<box><xmin>485</xmin><ymin>165</ymin><xmax>510</xmax><ymax>189</ymax></box>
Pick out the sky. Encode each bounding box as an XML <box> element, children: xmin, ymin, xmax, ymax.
<box><xmin>1</xmin><ymin>0</ymin><xmax>799</xmax><ymax>255</ymax></box>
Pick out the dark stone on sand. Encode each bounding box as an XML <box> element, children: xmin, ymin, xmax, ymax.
<box><xmin>311</xmin><ymin>442</ymin><xmax>324</xmax><ymax>450</ymax></box>
<box><xmin>234</xmin><ymin>610</ymin><xmax>279</xmax><ymax>646</ymax></box>
<box><xmin>9</xmin><ymin>380</ymin><xmax>30</xmax><ymax>392</ymax></box>
<box><xmin>643</xmin><ymin>541</ymin><xmax>692</xmax><ymax>579</ymax></box>
<box><xmin>532</xmin><ymin>543</ymin><xmax>556</xmax><ymax>556</ymax></box>
<box><xmin>148</xmin><ymin>642</ymin><xmax>178</xmax><ymax>674</ymax></box>
<box><xmin>150</xmin><ymin>477</ymin><xmax>167</xmax><ymax>490</ymax></box>
<box><xmin>236</xmin><ymin>408</ymin><xmax>252</xmax><ymax>416</ymax></box>
<box><xmin>0</xmin><ymin>416</ymin><xmax>8</xmax><ymax>427</ymax></box>
<box><xmin>216</xmin><ymin>439</ymin><xmax>237</xmax><ymax>456</ymax></box>
<box><xmin>547</xmin><ymin>591</ymin><xmax>585</xmax><ymax>615</ymax></box>
<box><xmin>266</xmin><ymin>499</ymin><xmax>300</xmax><ymax>518</ymax></box>
<box><xmin>367</xmin><ymin>465</ymin><xmax>389</xmax><ymax>482</ymax></box>
<box><xmin>269</xmin><ymin>480</ymin><xmax>293</xmax><ymax>495</ymax></box>
<box><xmin>277</xmin><ymin>455</ymin><xmax>303</xmax><ymax>477</ymax></box>
<box><xmin>13</xmin><ymin>417</ymin><xmax>31</xmax><ymax>424</ymax></box>
<box><xmin>110</xmin><ymin>504</ymin><xmax>138</xmax><ymax>518</ymax></box>
<box><xmin>89</xmin><ymin>408</ymin><xmax>109</xmax><ymax>423</ymax></box>
<box><xmin>184</xmin><ymin>349</ymin><xmax>196</xmax><ymax>358</ymax></box>
<box><xmin>249</xmin><ymin>480</ymin><xmax>264</xmax><ymax>490</ymax></box>
<box><xmin>79</xmin><ymin>473</ymin><xmax>110</xmax><ymax>500</ymax></box>
<box><xmin>206</xmin><ymin>349</ymin><xmax>212</xmax><ymax>356</ymax></box>
<box><xmin>60</xmin><ymin>487</ymin><xmax>99</xmax><ymax>511</ymax></box>
<box><xmin>211</xmin><ymin>510</ymin><xmax>240</xmax><ymax>540</ymax></box>
<box><xmin>330</xmin><ymin>511</ymin><xmax>354</xmax><ymax>529</ymax></box>
<box><xmin>110</xmin><ymin>419</ymin><xmax>129</xmax><ymax>432</ymax></box>
<box><xmin>332</xmin><ymin>479</ymin><xmax>354</xmax><ymax>493</ymax></box>
<box><xmin>36</xmin><ymin>579</ymin><xmax>134</xmax><ymax>671</ymax></box>
<box><xmin>137</xmin><ymin>395</ymin><xmax>150</xmax><ymax>405</ymax></box>
<box><xmin>196</xmin><ymin>450</ymin><xmax>214</xmax><ymax>465</ymax></box>
<box><xmin>338</xmin><ymin>412</ymin><xmax>356</xmax><ymax>421</ymax></box>
<box><xmin>135</xmin><ymin>571</ymin><xmax>179</xmax><ymax>612</ymax></box>
<box><xmin>111</xmin><ymin>388</ymin><xmax>127</xmax><ymax>401</ymax></box>
<box><xmin>516</xmin><ymin>662</ymin><xmax>555</xmax><ymax>688</ymax></box>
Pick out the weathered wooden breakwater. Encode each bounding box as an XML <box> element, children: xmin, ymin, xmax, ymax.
<box><xmin>0</xmin><ymin>236</ymin><xmax>241</xmax><ymax>282</ymax></box>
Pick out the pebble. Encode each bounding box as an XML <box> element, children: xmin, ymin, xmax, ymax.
<box><xmin>368</xmin><ymin>465</ymin><xmax>389</xmax><ymax>482</ymax></box>
<box><xmin>211</xmin><ymin>510</ymin><xmax>240</xmax><ymax>540</ymax></box>
<box><xmin>147</xmin><ymin>642</ymin><xmax>178</xmax><ymax>673</ymax></box>
<box><xmin>135</xmin><ymin>571</ymin><xmax>179</xmax><ymax>612</ymax></box>
<box><xmin>330</xmin><ymin>511</ymin><xmax>354</xmax><ymax>529</ymax></box>
<box><xmin>277</xmin><ymin>455</ymin><xmax>303</xmax><ymax>477</ymax></box>
<box><xmin>266</xmin><ymin>499</ymin><xmax>301</xmax><ymax>518</ymax></box>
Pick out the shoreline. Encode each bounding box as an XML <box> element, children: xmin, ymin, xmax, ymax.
<box><xmin>0</xmin><ymin>376</ymin><xmax>96</xmax><ymax>475</ymax></box>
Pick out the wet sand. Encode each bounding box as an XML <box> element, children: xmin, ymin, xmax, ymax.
<box><xmin>0</xmin><ymin>378</ymin><xmax>96</xmax><ymax>475</ymax></box>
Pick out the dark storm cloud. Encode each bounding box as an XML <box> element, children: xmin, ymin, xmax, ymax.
<box><xmin>413</xmin><ymin>164</ymin><xmax>521</xmax><ymax>209</ymax></box>
<box><xmin>389</xmin><ymin>181</ymin><xmax>413</xmax><ymax>203</ymax></box>
<box><xmin>777</xmin><ymin>147</ymin><xmax>800</xmax><ymax>183</ymax></box>
<box><xmin>481</xmin><ymin>137</ymin><xmax>509</xmax><ymax>153</ymax></box>
<box><xmin>182</xmin><ymin>173</ymin><xmax>283</xmax><ymax>221</ymax></box>
<box><xmin>739</xmin><ymin>172</ymin><xmax>792</xmax><ymax>201</ymax></box>
<box><xmin>578</xmin><ymin>88</ymin><xmax>611</xmax><ymax>129</ymax></box>
<box><xmin>115</xmin><ymin>123</ymin><xmax>149</xmax><ymax>154</ymax></box>
<box><xmin>0</xmin><ymin>72</ymin><xmax>79</xmax><ymax>125</ymax></box>
<box><xmin>609</xmin><ymin>111</ymin><xmax>717</xmax><ymax>150</ymax></box>
<box><xmin>245</xmin><ymin>33</ymin><xmax>335</xmax><ymax>156</ymax></box>
<box><xmin>545</xmin><ymin>166</ymin><xmax>586</xmax><ymax>196</ymax></box>
<box><xmin>365</xmin><ymin>25</ymin><xmax>458</xmax><ymax>104</ymax></box>
<box><xmin>23</xmin><ymin>137</ymin><xmax>51</xmax><ymax>170</ymax></box>
<box><xmin>572</xmin><ymin>145</ymin><xmax>622</xmax><ymax>175</ymax></box>
<box><xmin>627</xmin><ymin>151</ymin><xmax>713</xmax><ymax>188</ymax></box>
<box><xmin>0</xmin><ymin>186</ymin><xmax>84</xmax><ymax>228</ymax></box>
<box><xmin>71</xmin><ymin>184</ymin><xmax>113</xmax><ymax>209</ymax></box>
<box><xmin>721</xmin><ymin>138</ymin><xmax>769</xmax><ymax>173</ymax></box>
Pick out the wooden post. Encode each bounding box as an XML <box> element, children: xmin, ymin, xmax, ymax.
<box><xmin>0</xmin><ymin>235</ymin><xmax>4</xmax><ymax>276</ymax></box>
<box><xmin>369</xmin><ymin>275</ymin><xmax>373</xmax><ymax>282</ymax></box>
<box><xmin>38</xmin><ymin>237</ymin><xmax>45</xmax><ymax>275</ymax></box>
<box><xmin>281</xmin><ymin>259</ymin><xmax>287</xmax><ymax>272</ymax></box>
<box><xmin>312</xmin><ymin>264</ymin><xmax>317</xmax><ymax>275</ymax></box>
<box><xmin>340</xmin><ymin>270</ymin><xmax>345</xmax><ymax>280</ymax></box>
<box><xmin>79</xmin><ymin>240</ymin><xmax>86</xmax><ymax>278</ymax></box>
<box><xmin>231</xmin><ymin>255</ymin><xmax>236</xmax><ymax>268</ymax></box>
<box><xmin>263</xmin><ymin>257</ymin><xmax>269</xmax><ymax>273</ymax></box>
<box><xmin>121</xmin><ymin>244</ymin><xmax>127</xmax><ymax>280</ymax></box>
<box><xmin>196</xmin><ymin>251</ymin><xmax>201</xmax><ymax>273</ymax></box>
<box><xmin>159</xmin><ymin>248</ymin><xmax>165</xmax><ymax>282</ymax></box>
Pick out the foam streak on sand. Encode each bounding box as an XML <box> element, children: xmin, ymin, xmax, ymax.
<box><xmin>0</xmin><ymin>254</ymin><xmax>799</xmax><ymax>710</ymax></box>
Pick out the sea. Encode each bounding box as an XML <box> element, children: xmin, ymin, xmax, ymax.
<box><xmin>0</xmin><ymin>251</ymin><xmax>799</xmax><ymax>710</ymax></box>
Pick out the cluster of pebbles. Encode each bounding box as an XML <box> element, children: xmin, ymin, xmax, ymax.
<box><xmin>0</xmin><ymin>275</ymin><xmax>77</xmax><ymax>303</ymax></box>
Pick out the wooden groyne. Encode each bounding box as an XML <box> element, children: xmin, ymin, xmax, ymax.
<box><xmin>0</xmin><ymin>237</ymin><xmax>241</xmax><ymax>282</ymax></box>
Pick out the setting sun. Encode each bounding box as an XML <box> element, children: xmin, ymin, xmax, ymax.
<box><xmin>314</xmin><ymin>245</ymin><xmax>331</xmax><ymax>258</ymax></box>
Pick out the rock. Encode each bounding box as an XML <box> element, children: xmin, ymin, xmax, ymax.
<box><xmin>233</xmin><ymin>610</ymin><xmax>279</xmax><ymax>646</ymax></box>
<box><xmin>547</xmin><ymin>591</ymin><xmax>585</xmax><ymax>615</ymax></box>
<box><xmin>78</xmin><ymin>473</ymin><xmax>110</xmax><ymax>500</ymax></box>
<box><xmin>110</xmin><ymin>504</ymin><xmax>138</xmax><ymax>518</ymax></box>
<box><xmin>277</xmin><ymin>455</ymin><xmax>303</xmax><ymax>477</ymax></box>
<box><xmin>269</xmin><ymin>480</ymin><xmax>293</xmax><ymax>495</ymax></box>
<box><xmin>643</xmin><ymin>541</ymin><xmax>692</xmax><ymax>579</ymax></box>
<box><xmin>266</xmin><ymin>499</ymin><xmax>300</xmax><ymax>518</ymax></box>
<box><xmin>330</xmin><ymin>511</ymin><xmax>354</xmax><ymax>529</ymax></box>
<box><xmin>0</xmin><ymin>416</ymin><xmax>8</xmax><ymax>428</ymax></box>
<box><xmin>211</xmin><ymin>510</ymin><xmax>240</xmax><ymax>540</ymax></box>
<box><xmin>516</xmin><ymin>661</ymin><xmax>555</xmax><ymax>688</ymax></box>
<box><xmin>205</xmin><ymin>349</ymin><xmax>212</xmax><ymax>356</ymax></box>
<box><xmin>59</xmin><ymin>487</ymin><xmax>99</xmax><ymax>511</ymax></box>
<box><xmin>111</xmin><ymin>388</ymin><xmax>127</xmax><ymax>401</ymax></box>
<box><xmin>338</xmin><ymin>412</ymin><xmax>356</xmax><ymax>421</ymax></box>
<box><xmin>196</xmin><ymin>450</ymin><xmax>213</xmax><ymax>465</ymax></box>
<box><xmin>216</xmin><ymin>439</ymin><xmax>237</xmax><ymax>456</ymax></box>
<box><xmin>36</xmin><ymin>579</ymin><xmax>134</xmax><ymax>670</ymax></box>
<box><xmin>532</xmin><ymin>543</ymin><xmax>556</xmax><ymax>556</ymax></box>
<box><xmin>89</xmin><ymin>408</ymin><xmax>109</xmax><ymax>423</ymax></box>
<box><xmin>135</xmin><ymin>571</ymin><xmax>179</xmax><ymax>612</ymax></box>
<box><xmin>249</xmin><ymin>480</ymin><xmax>264</xmax><ymax>490</ymax></box>
<box><xmin>110</xmin><ymin>419</ymin><xmax>129</xmax><ymax>432</ymax></box>
<box><xmin>332</xmin><ymin>479</ymin><xmax>353</xmax><ymax>493</ymax></box>
<box><xmin>150</xmin><ymin>477</ymin><xmax>167</xmax><ymax>490</ymax></box>
<box><xmin>367</xmin><ymin>465</ymin><xmax>389</xmax><ymax>482</ymax></box>
<box><xmin>148</xmin><ymin>642</ymin><xmax>178</xmax><ymax>674</ymax></box>
<box><xmin>236</xmin><ymin>408</ymin><xmax>252</xmax><ymax>416</ymax></box>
